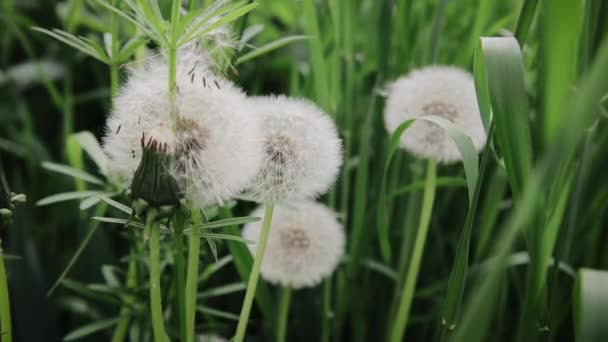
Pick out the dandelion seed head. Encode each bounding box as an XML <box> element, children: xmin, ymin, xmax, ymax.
<box><xmin>383</xmin><ymin>66</ymin><xmax>487</xmax><ymax>163</ymax></box>
<box><xmin>243</xmin><ymin>201</ymin><xmax>345</xmax><ymax>289</ymax></box>
<box><xmin>247</xmin><ymin>96</ymin><xmax>342</xmax><ymax>202</ymax></box>
<box><xmin>103</xmin><ymin>49</ymin><xmax>262</xmax><ymax>207</ymax></box>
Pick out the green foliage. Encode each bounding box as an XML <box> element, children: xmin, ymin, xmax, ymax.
<box><xmin>1</xmin><ymin>0</ymin><xmax>607</xmax><ymax>341</ymax></box>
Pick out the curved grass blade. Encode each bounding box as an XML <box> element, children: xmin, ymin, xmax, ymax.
<box><xmin>453</xmin><ymin>34</ymin><xmax>608</xmax><ymax>342</ymax></box>
<box><xmin>377</xmin><ymin>116</ymin><xmax>479</xmax><ymax>261</ymax></box>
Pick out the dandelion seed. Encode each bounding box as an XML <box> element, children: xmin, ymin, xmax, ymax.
<box><xmin>214</xmin><ymin>80</ymin><xmax>221</xmax><ymax>90</ymax></box>
<box><xmin>115</xmin><ymin>124</ymin><xmax>121</xmax><ymax>135</ymax></box>
<box><xmin>103</xmin><ymin>48</ymin><xmax>263</xmax><ymax>207</ymax></box>
<box><xmin>242</xmin><ymin>201</ymin><xmax>345</xmax><ymax>289</ymax></box>
<box><xmin>383</xmin><ymin>66</ymin><xmax>486</xmax><ymax>163</ymax></box>
<box><xmin>246</xmin><ymin>95</ymin><xmax>342</xmax><ymax>202</ymax></box>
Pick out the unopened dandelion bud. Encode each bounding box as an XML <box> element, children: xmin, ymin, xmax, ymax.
<box><xmin>130</xmin><ymin>135</ymin><xmax>182</xmax><ymax>211</ymax></box>
<box><xmin>1</xmin><ymin>157</ymin><xmax>24</xmax><ymax>228</ymax></box>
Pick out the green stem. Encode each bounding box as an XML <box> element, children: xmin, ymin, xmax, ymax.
<box><xmin>185</xmin><ymin>208</ymin><xmax>203</xmax><ymax>342</ymax></box>
<box><xmin>168</xmin><ymin>45</ymin><xmax>178</xmax><ymax>130</ymax></box>
<box><xmin>321</xmin><ymin>278</ymin><xmax>331</xmax><ymax>342</ymax></box>
<box><xmin>0</xmin><ymin>241</ymin><xmax>12</xmax><ymax>342</ymax></box>
<box><xmin>110</xmin><ymin>63</ymin><xmax>119</xmax><ymax>100</ymax></box>
<box><xmin>109</xmin><ymin>0</ymin><xmax>120</xmax><ymax>100</ymax></box>
<box><xmin>174</xmin><ymin>212</ymin><xmax>187</xmax><ymax>342</ymax></box>
<box><xmin>111</xmin><ymin>250</ymin><xmax>138</xmax><ymax>342</ymax></box>
<box><xmin>234</xmin><ymin>203</ymin><xmax>275</xmax><ymax>342</ymax></box>
<box><xmin>389</xmin><ymin>159</ymin><xmax>437</xmax><ymax>342</ymax></box>
<box><xmin>276</xmin><ymin>286</ymin><xmax>291</xmax><ymax>342</ymax></box>
<box><xmin>147</xmin><ymin>210</ymin><xmax>167</xmax><ymax>342</ymax></box>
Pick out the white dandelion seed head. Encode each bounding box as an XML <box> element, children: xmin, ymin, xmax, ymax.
<box><xmin>103</xmin><ymin>49</ymin><xmax>263</xmax><ymax>207</ymax></box>
<box><xmin>246</xmin><ymin>95</ymin><xmax>342</xmax><ymax>202</ymax></box>
<box><xmin>242</xmin><ymin>201</ymin><xmax>345</xmax><ymax>289</ymax></box>
<box><xmin>383</xmin><ymin>65</ymin><xmax>487</xmax><ymax>164</ymax></box>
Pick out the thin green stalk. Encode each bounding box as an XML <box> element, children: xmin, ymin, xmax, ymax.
<box><xmin>0</xmin><ymin>241</ymin><xmax>12</xmax><ymax>342</ymax></box>
<box><xmin>321</xmin><ymin>278</ymin><xmax>331</xmax><ymax>342</ymax></box>
<box><xmin>168</xmin><ymin>45</ymin><xmax>178</xmax><ymax>129</ymax></box>
<box><xmin>147</xmin><ymin>210</ymin><xmax>167</xmax><ymax>342</ymax></box>
<box><xmin>185</xmin><ymin>208</ymin><xmax>204</xmax><ymax>342</ymax></box>
<box><xmin>109</xmin><ymin>0</ymin><xmax>120</xmax><ymax>100</ymax></box>
<box><xmin>174</xmin><ymin>212</ymin><xmax>187</xmax><ymax>342</ymax></box>
<box><xmin>111</xmin><ymin>249</ymin><xmax>138</xmax><ymax>342</ymax></box>
<box><xmin>389</xmin><ymin>159</ymin><xmax>437</xmax><ymax>342</ymax></box>
<box><xmin>276</xmin><ymin>286</ymin><xmax>292</xmax><ymax>342</ymax></box>
<box><xmin>234</xmin><ymin>203</ymin><xmax>275</xmax><ymax>342</ymax></box>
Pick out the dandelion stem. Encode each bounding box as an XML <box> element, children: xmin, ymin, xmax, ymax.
<box><xmin>389</xmin><ymin>159</ymin><xmax>437</xmax><ymax>342</ymax></box>
<box><xmin>185</xmin><ymin>208</ymin><xmax>204</xmax><ymax>342</ymax></box>
<box><xmin>276</xmin><ymin>286</ymin><xmax>291</xmax><ymax>342</ymax></box>
<box><xmin>147</xmin><ymin>209</ymin><xmax>167</xmax><ymax>342</ymax></box>
<box><xmin>234</xmin><ymin>202</ymin><xmax>275</xmax><ymax>342</ymax></box>
<box><xmin>321</xmin><ymin>278</ymin><xmax>332</xmax><ymax>342</ymax></box>
<box><xmin>111</xmin><ymin>249</ymin><xmax>138</xmax><ymax>342</ymax></box>
<box><xmin>168</xmin><ymin>45</ymin><xmax>178</xmax><ymax>129</ymax></box>
<box><xmin>174</xmin><ymin>212</ymin><xmax>187</xmax><ymax>342</ymax></box>
<box><xmin>0</xmin><ymin>240</ymin><xmax>12</xmax><ymax>342</ymax></box>
<box><xmin>109</xmin><ymin>0</ymin><xmax>120</xmax><ymax>100</ymax></box>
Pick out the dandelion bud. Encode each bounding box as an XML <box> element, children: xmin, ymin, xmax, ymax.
<box><xmin>1</xmin><ymin>157</ymin><xmax>25</xmax><ymax>228</ymax></box>
<box><xmin>242</xmin><ymin>201</ymin><xmax>345</xmax><ymax>289</ymax></box>
<box><xmin>103</xmin><ymin>49</ymin><xmax>262</xmax><ymax>207</ymax></box>
<box><xmin>247</xmin><ymin>96</ymin><xmax>342</xmax><ymax>202</ymax></box>
<box><xmin>383</xmin><ymin>66</ymin><xmax>487</xmax><ymax>163</ymax></box>
<box><xmin>130</xmin><ymin>134</ymin><xmax>181</xmax><ymax>212</ymax></box>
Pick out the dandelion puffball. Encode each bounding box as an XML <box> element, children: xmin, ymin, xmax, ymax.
<box><xmin>242</xmin><ymin>201</ymin><xmax>345</xmax><ymax>289</ymax></box>
<box><xmin>383</xmin><ymin>66</ymin><xmax>487</xmax><ymax>163</ymax></box>
<box><xmin>102</xmin><ymin>48</ymin><xmax>262</xmax><ymax>206</ymax></box>
<box><xmin>247</xmin><ymin>96</ymin><xmax>342</xmax><ymax>202</ymax></box>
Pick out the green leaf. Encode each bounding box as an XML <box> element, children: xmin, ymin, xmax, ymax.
<box><xmin>178</xmin><ymin>2</ymin><xmax>258</xmax><ymax>46</ymax></box>
<box><xmin>198</xmin><ymin>282</ymin><xmax>246</xmax><ymax>299</ymax></box>
<box><xmin>474</xmin><ymin>37</ymin><xmax>532</xmax><ymax>200</ymax></box>
<box><xmin>36</xmin><ymin>191</ymin><xmax>102</xmax><ymax>206</ymax></box>
<box><xmin>186</xmin><ymin>216</ymin><xmax>260</xmax><ymax>232</ymax></box>
<box><xmin>539</xmin><ymin>0</ymin><xmax>583</xmax><ymax>144</ymax></box>
<box><xmin>63</xmin><ymin>317</ymin><xmax>120</xmax><ymax>341</ymax></box>
<box><xmin>574</xmin><ymin>269</ymin><xmax>608</xmax><ymax>342</ymax></box>
<box><xmin>42</xmin><ymin>161</ymin><xmax>104</xmax><ymax>185</ymax></box>
<box><xmin>196</xmin><ymin>306</ymin><xmax>240</xmax><ymax>321</ymax></box>
<box><xmin>185</xmin><ymin>232</ymin><xmax>254</xmax><ymax>245</ymax></box>
<box><xmin>32</xmin><ymin>27</ymin><xmax>108</xmax><ymax>63</ymax></box>
<box><xmin>71</xmin><ymin>132</ymin><xmax>109</xmax><ymax>175</ymax></box>
<box><xmin>98</xmin><ymin>196</ymin><xmax>132</xmax><ymax>215</ymax></box>
<box><xmin>236</xmin><ymin>35</ymin><xmax>310</xmax><ymax>64</ymax></box>
<box><xmin>118</xmin><ymin>35</ymin><xmax>147</xmax><ymax>62</ymax></box>
<box><xmin>79</xmin><ymin>196</ymin><xmax>102</xmax><ymax>210</ymax></box>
